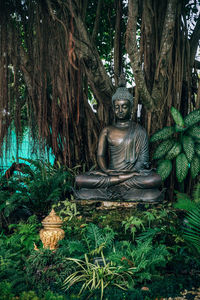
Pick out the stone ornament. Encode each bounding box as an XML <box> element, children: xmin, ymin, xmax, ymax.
<box><xmin>39</xmin><ymin>209</ymin><xmax>65</xmax><ymax>250</ymax></box>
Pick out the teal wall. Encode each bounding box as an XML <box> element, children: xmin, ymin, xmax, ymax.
<box><xmin>1</xmin><ymin>130</ymin><xmax>55</xmax><ymax>173</ymax></box>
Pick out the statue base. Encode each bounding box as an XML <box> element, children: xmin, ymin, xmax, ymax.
<box><xmin>73</xmin><ymin>187</ymin><xmax>165</xmax><ymax>203</ymax></box>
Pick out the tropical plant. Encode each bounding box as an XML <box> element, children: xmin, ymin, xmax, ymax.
<box><xmin>0</xmin><ymin>159</ymin><xmax>73</xmax><ymax>225</ymax></box>
<box><xmin>150</xmin><ymin>107</ymin><xmax>200</xmax><ymax>183</ymax></box>
<box><xmin>122</xmin><ymin>216</ymin><xmax>145</xmax><ymax>241</ymax></box>
<box><xmin>108</xmin><ymin>239</ymin><xmax>169</xmax><ymax>283</ymax></box>
<box><xmin>63</xmin><ymin>252</ymin><xmax>135</xmax><ymax>300</ymax></box>
<box><xmin>19</xmin><ymin>158</ymin><xmax>72</xmax><ymax>216</ymax></box>
<box><xmin>0</xmin><ymin>281</ymin><xmax>14</xmax><ymax>300</ymax></box>
<box><xmin>0</xmin><ymin>216</ymin><xmax>40</xmax><ymax>295</ymax></box>
<box><xmin>52</xmin><ymin>197</ymin><xmax>80</xmax><ymax>221</ymax></box>
<box><xmin>25</xmin><ymin>248</ymin><xmax>76</xmax><ymax>297</ymax></box>
<box><xmin>174</xmin><ymin>183</ymin><xmax>200</xmax><ymax>211</ymax></box>
<box><xmin>183</xmin><ymin>205</ymin><xmax>200</xmax><ymax>254</ymax></box>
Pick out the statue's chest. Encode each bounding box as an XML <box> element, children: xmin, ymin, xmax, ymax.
<box><xmin>107</xmin><ymin>128</ymin><xmax>129</xmax><ymax>146</ymax></box>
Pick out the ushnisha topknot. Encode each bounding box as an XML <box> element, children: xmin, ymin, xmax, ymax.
<box><xmin>112</xmin><ymin>73</ymin><xmax>134</xmax><ymax>105</ymax></box>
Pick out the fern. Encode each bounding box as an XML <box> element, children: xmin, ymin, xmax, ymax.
<box><xmin>67</xmin><ymin>240</ymin><xmax>86</xmax><ymax>256</ymax></box>
<box><xmin>174</xmin><ymin>192</ymin><xmax>197</xmax><ymax>211</ymax></box>
<box><xmin>82</xmin><ymin>223</ymin><xmax>115</xmax><ymax>255</ymax></box>
<box><xmin>184</xmin><ymin>205</ymin><xmax>200</xmax><ymax>253</ymax></box>
<box><xmin>136</xmin><ymin>228</ymin><xmax>161</xmax><ymax>243</ymax></box>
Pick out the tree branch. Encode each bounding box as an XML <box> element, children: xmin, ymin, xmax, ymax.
<box><xmin>151</xmin><ymin>0</ymin><xmax>178</xmax><ymax>104</ymax></box>
<box><xmin>92</xmin><ymin>0</ymin><xmax>103</xmax><ymax>42</ymax></box>
<box><xmin>190</xmin><ymin>16</ymin><xmax>200</xmax><ymax>68</ymax></box>
<box><xmin>114</xmin><ymin>0</ymin><xmax>122</xmax><ymax>86</ymax></box>
<box><xmin>194</xmin><ymin>59</ymin><xmax>200</xmax><ymax>69</ymax></box>
<box><xmin>125</xmin><ymin>0</ymin><xmax>155</xmax><ymax>110</ymax></box>
<box><xmin>62</xmin><ymin>1</ymin><xmax>115</xmax><ymax>109</ymax></box>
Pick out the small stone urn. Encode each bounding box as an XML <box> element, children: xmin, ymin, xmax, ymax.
<box><xmin>39</xmin><ymin>209</ymin><xmax>65</xmax><ymax>250</ymax></box>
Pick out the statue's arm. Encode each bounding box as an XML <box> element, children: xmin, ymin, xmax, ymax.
<box><xmin>97</xmin><ymin>127</ymin><xmax>109</xmax><ymax>173</ymax></box>
<box><xmin>134</xmin><ymin>128</ymin><xmax>149</xmax><ymax>171</ymax></box>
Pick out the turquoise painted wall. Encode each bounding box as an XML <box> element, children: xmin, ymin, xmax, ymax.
<box><xmin>1</xmin><ymin>130</ymin><xmax>55</xmax><ymax>173</ymax></box>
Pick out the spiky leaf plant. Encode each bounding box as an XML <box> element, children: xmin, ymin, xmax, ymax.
<box><xmin>151</xmin><ymin>107</ymin><xmax>200</xmax><ymax>182</ymax></box>
<box><xmin>184</xmin><ymin>205</ymin><xmax>200</xmax><ymax>254</ymax></box>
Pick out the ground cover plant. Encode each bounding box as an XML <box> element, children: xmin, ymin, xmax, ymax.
<box><xmin>1</xmin><ymin>163</ymin><xmax>200</xmax><ymax>300</ymax></box>
<box><xmin>0</xmin><ymin>159</ymin><xmax>72</xmax><ymax>229</ymax></box>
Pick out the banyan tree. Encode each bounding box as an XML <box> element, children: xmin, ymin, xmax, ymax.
<box><xmin>0</xmin><ymin>0</ymin><xmax>200</xmax><ymax>194</ymax></box>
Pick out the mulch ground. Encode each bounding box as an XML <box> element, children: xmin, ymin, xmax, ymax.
<box><xmin>164</xmin><ymin>288</ymin><xmax>200</xmax><ymax>299</ymax></box>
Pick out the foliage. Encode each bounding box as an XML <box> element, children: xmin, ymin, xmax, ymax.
<box><xmin>0</xmin><ymin>216</ymin><xmax>40</xmax><ymax>295</ymax></box>
<box><xmin>0</xmin><ymin>281</ymin><xmax>14</xmax><ymax>300</ymax></box>
<box><xmin>151</xmin><ymin>107</ymin><xmax>200</xmax><ymax>182</ymax></box>
<box><xmin>174</xmin><ymin>184</ymin><xmax>200</xmax><ymax>255</ymax></box>
<box><xmin>174</xmin><ymin>183</ymin><xmax>200</xmax><ymax>211</ymax></box>
<box><xmin>0</xmin><ymin>159</ymin><xmax>72</xmax><ymax>226</ymax></box>
<box><xmin>52</xmin><ymin>197</ymin><xmax>80</xmax><ymax>221</ymax></box>
<box><xmin>1</xmin><ymin>199</ymin><xmax>200</xmax><ymax>299</ymax></box>
<box><xmin>63</xmin><ymin>252</ymin><xmax>135</xmax><ymax>300</ymax></box>
<box><xmin>122</xmin><ymin>216</ymin><xmax>145</xmax><ymax>240</ymax></box>
<box><xmin>25</xmin><ymin>248</ymin><xmax>76</xmax><ymax>297</ymax></box>
<box><xmin>183</xmin><ymin>205</ymin><xmax>200</xmax><ymax>254</ymax></box>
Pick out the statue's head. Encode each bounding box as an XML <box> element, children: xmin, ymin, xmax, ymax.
<box><xmin>112</xmin><ymin>74</ymin><xmax>133</xmax><ymax>120</ymax></box>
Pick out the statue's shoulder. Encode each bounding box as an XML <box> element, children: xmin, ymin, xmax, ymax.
<box><xmin>133</xmin><ymin>122</ymin><xmax>147</xmax><ymax>135</ymax></box>
<box><xmin>99</xmin><ymin>125</ymin><xmax>111</xmax><ymax>138</ymax></box>
<box><xmin>100</xmin><ymin>125</ymin><xmax>114</xmax><ymax>134</ymax></box>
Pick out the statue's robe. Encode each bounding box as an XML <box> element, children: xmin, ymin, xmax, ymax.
<box><xmin>74</xmin><ymin>122</ymin><xmax>164</xmax><ymax>202</ymax></box>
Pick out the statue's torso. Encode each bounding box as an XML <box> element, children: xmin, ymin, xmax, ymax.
<box><xmin>107</xmin><ymin>125</ymin><xmax>129</xmax><ymax>146</ymax></box>
<box><xmin>106</xmin><ymin>125</ymin><xmax>133</xmax><ymax>170</ymax></box>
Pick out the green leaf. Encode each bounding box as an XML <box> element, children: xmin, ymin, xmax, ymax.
<box><xmin>182</xmin><ymin>135</ymin><xmax>195</xmax><ymax>162</ymax></box>
<box><xmin>190</xmin><ymin>155</ymin><xmax>200</xmax><ymax>179</ymax></box>
<box><xmin>150</xmin><ymin>127</ymin><xmax>175</xmax><ymax>142</ymax></box>
<box><xmin>184</xmin><ymin>109</ymin><xmax>200</xmax><ymax>127</ymax></box>
<box><xmin>195</xmin><ymin>143</ymin><xmax>200</xmax><ymax>157</ymax></box>
<box><xmin>153</xmin><ymin>139</ymin><xmax>175</xmax><ymax>160</ymax></box>
<box><xmin>184</xmin><ymin>206</ymin><xmax>200</xmax><ymax>253</ymax></box>
<box><xmin>165</xmin><ymin>142</ymin><xmax>182</xmax><ymax>160</ymax></box>
<box><xmin>176</xmin><ymin>153</ymin><xmax>189</xmax><ymax>183</ymax></box>
<box><xmin>188</xmin><ymin>125</ymin><xmax>200</xmax><ymax>139</ymax></box>
<box><xmin>171</xmin><ymin>106</ymin><xmax>184</xmax><ymax>126</ymax></box>
<box><xmin>156</xmin><ymin>160</ymin><xmax>172</xmax><ymax>181</ymax></box>
<box><xmin>175</xmin><ymin>124</ymin><xmax>187</xmax><ymax>132</ymax></box>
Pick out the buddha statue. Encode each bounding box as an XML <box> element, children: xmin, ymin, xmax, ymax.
<box><xmin>74</xmin><ymin>76</ymin><xmax>164</xmax><ymax>202</ymax></box>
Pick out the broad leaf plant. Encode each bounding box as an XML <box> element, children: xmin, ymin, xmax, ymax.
<box><xmin>151</xmin><ymin>107</ymin><xmax>200</xmax><ymax>182</ymax></box>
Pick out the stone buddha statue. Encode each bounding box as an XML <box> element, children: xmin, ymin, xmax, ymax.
<box><xmin>74</xmin><ymin>76</ymin><xmax>164</xmax><ymax>202</ymax></box>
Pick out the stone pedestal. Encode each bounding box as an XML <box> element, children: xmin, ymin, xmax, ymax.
<box><xmin>73</xmin><ymin>199</ymin><xmax>165</xmax><ymax>215</ymax></box>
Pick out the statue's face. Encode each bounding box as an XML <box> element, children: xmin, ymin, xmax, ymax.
<box><xmin>114</xmin><ymin>99</ymin><xmax>131</xmax><ymax>120</ymax></box>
